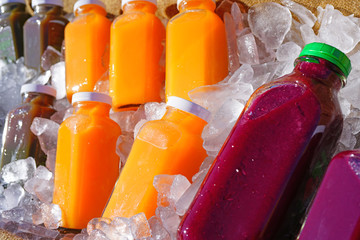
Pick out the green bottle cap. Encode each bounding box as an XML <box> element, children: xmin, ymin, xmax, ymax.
<box><xmin>298</xmin><ymin>42</ymin><xmax>352</xmax><ymax>77</ymax></box>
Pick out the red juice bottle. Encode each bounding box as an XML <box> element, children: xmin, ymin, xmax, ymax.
<box><xmin>178</xmin><ymin>42</ymin><xmax>351</xmax><ymax>240</ymax></box>
<box><xmin>298</xmin><ymin>150</ymin><xmax>360</xmax><ymax>240</ymax></box>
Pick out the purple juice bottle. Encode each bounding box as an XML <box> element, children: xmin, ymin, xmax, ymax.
<box><xmin>298</xmin><ymin>150</ymin><xmax>360</xmax><ymax>240</ymax></box>
<box><xmin>178</xmin><ymin>42</ymin><xmax>351</xmax><ymax>240</ymax></box>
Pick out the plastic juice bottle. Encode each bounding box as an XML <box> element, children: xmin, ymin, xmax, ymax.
<box><xmin>109</xmin><ymin>0</ymin><xmax>165</xmax><ymax>111</ymax></box>
<box><xmin>298</xmin><ymin>150</ymin><xmax>360</xmax><ymax>240</ymax></box>
<box><xmin>102</xmin><ymin>97</ymin><xmax>210</xmax><ymax>219</ymax></box>
<box><xmin>52</xmin><ymin>92</ymin><xmax>121</xmax><ymax>229</ymax></box>
<box><xmin>0</xmin><ymin>84</ymin><xmax>56</xmax><ymax>168</ymax></box>
<box><xmin>23</xmin><ymin>0</ymin><xmax>68</xmax><ymax>71</ymax></box>
<box><xmin>0</xmin><ymin>0</ymin><xmax>30</xmax><ymax>61</ymax></box>
<box><xmin>178</xmin><ymin>43</ymin><xmax>351</xmax><ymax>240</ymax></box>
<box><xmin>165</xmin><ymin>0</ymin><xmax>228</xmax><ymax>101</ymax></box>
<box><xmin>65</xmin><ymin>0</ymin><xmax>111</xmax><ymax>103</ymax></box>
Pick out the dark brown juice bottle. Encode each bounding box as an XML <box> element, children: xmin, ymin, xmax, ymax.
<box><xmin>0</xmin><ymin>84</ymin><xmax>57</xmax><ymax>168</ymax></box>
<box><xmin>0</xmin><ymin>0</ymin><xmax>30</xmax><ymax>61</ymax></box>
<box><xmin>23</xmin><ymin>0</ymin><xmax>68</xmax><ymax>71</ymax></box>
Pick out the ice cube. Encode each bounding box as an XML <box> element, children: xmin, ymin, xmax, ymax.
<box><xmin>24</xmin><ymin>176</ymin><xmax>54</xmax><ymax>204</ymax></box>
<box><xmin>199</xmin><ymin>156</ymin><xmax>215</xmax><ymax>171</ymax></box>
<box><xmin>148</xmin><ymin>216</ymin><xmax>170</xmax><ymax>240</ymax></box>
<box><xmin>18</xmin><ymin>221</ymin><xmax>59</xmax><ymax>239</ymax></box>
<box><xmin>130</xmin><ymin>213</ymin><xmax>151</xmax><ymax>239</ymax></box>
<box><xmin>144</xmin><ymin>102</ymin><xmax>167</xmax><ymax>121</ymax></box>
<box><xmin>281</xmin><ymin>0</ymin><xmax>316</xmax><ymax>27</ymax></box>
<box><xmin>30</xmin><ymin>117</ymin><xmax>59</xmax><ymax>155</ymax></box>
<box><xmin>231</xmin><ymin>3</ymin><xmax>246</xmax><ymax>34</ymax></box>
<box><xmin>155</xmin><ymin>206</ymin><xmax>181</xmax><ymax>238</ymax></box>
<box><xmin>45</xmin><ymin>149</ymin><xmax>57</xmax><ymax>173</ymax></box>
<box><xmin>276</xmin><ymin>42</ymin><xmax>302</xmax><ymax>62</ymax></box>
<box><xmin>109</xmin><ymin>217</ymin><xmax>133</xmax><ymax>240</ymax></box>
<box><xmin>41</xmin><ymin>46</ymin><xmax>62</xmax><ymax>71</ymax></box>
<box><xmin>50</xmin><ymin>61</ymin><xmax>66</xmax><ymax>99</ymax></box>
<box><xmin>133</xmin><ymin>119</ymin><xmax>148</xmax><ymax>138</ymax></box>
<box><xmin>87</xmin><ymin>218</ymin><xmax>112</xmax><ymax>235</ymax></box>
<box><xmin>40</xmin><ymin>203</ymin><xmax>62</xmax><ymax>229</ymax></box>
<box><xmin>202</xmin><ymin>98</ymin><xmax>243</xmax><ymax>153</ymax></box>
<box><xmin>93</xmin><ymin>71</ymin><xmax>110</xmax><ymax>95</ymax></box>
<box><xmin>237</xmin><ymin>33</ymin><xmax>260</xmax><ymax>65</ymax></box>
<box><xmin>318</xmin><ymin>5</ymin><xmax>360</xmax><ymax>53</ymax></box>
<box><xmin>248</xmin><ymin>2</ymin><xmax>292</xmax><ymax>49</ymax></box>
<box><xmin>88</xmin><ymin>229</ymin><xmax>109</xmax><ymax>240</ymax></box>
<box><xmin>175</xmin><ymin>170</ymin><xmax>207</xmax><ymax>216</ymax></box>
<box><xmin>1</xmin><ymin>157</ymin><xmax>36</xmax><ymax>184</ymax></box>
<box><xmin>3</xmin><ymin>221</ymin><xmax>19</xmax><ymax>233</ymax></box>
<box><xmin>3</xmin><ymin>183</ymin><xmax>25</xmax><ymax>210</ymax></box>
<box><xmin>111</xmin><ymin>111</ymin><xmax>137</xmax><ymax>133</ymax></box>
<box><xmin>169</xmin><ymin>175</ymin><xmax>191</xmax><ymax>208</ymax></box>
<box><xmin>153</xmin><ymin>175</ymin><xmax>175</xmax><ymax>207</ymax></box>
<box><xmin>224</xmin><ymin>12</ymin><xmax>240</xmax><ymax>73</ymax></box>
<box><xmin>2</xmin><ymin>207</ymin><xmax>27</xmax><ymax>222</ymax></box>
<box><xmin>108</xmin><ymin>217</ymin><xmax>133</xmax><ymax>239</ymax></box>
<box><xmin>116</xmin><ymin>134</ymin><xmax>134</xmax><ymax>168</ymax></box>
<box><xmin>26</xmin><ymin>71</ymin><xmax>51</xmax><ymax>85</ymax></box>
<box><xmin>73</xmin><ymin>233</ymin><xmax>89</xmax><ymax>240</ymax></box>
<box><xmin>299</xmin><ymin>24</ymin><xmax>319</xmax><ymax>45</ymax></box>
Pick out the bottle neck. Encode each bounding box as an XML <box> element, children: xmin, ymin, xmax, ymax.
<box><xmin>294</xmin><ymin>56</ymin><xmax>345</xmax><ymax>91</ymax></box>
<box><xmin>73</xmin><ymin>101</ymin><xmax>111</xmax><ymax>117</ymax></box>
<box><xmin>0</xmin><ymin>2</ymin><xmax>26</xmax><ymax>14</ymax></box>
<box><xmin>22</xmin><ymin>92</ymin><xmax>55</xmax><ymax>106</ymax></box>
<box><xmin>74</xmin><ymin>4</ymin><xmax>107</xmax><ymax>17</ymax></box>
<box><xmin>178</xmin><ymin>0</ymin><xmax>215</xmax><ymax>12</ymax></box>
<box><xmin>33</xmin><ymin>4</ymin><xmax>63</xmax><ymax>15</ymax></box>
<box><xmin>122</xmin><ymin>1</ymin><xmax>157</xmax><ymax>14</ymax></box>
<box><xmin>162</xmin><ymin>106</ymin><xmax>207</xmax><ymax>134</ymax></box>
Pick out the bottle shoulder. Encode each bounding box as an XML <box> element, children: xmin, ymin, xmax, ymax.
<box><xmin>113</xmin><ymin>11</ymin><xmax>161</xmax><ymax>26</ymax></box>
<box><xmin>169</xmin><ymin>8</ymin><xmax>222</xmax><ymax>25</ymax></box>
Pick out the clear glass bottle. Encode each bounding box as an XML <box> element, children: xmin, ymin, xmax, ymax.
<box><xmin>109</xmin><ymin>0</ymin><xmax>166</xmax><ymax>110</ymax></box>
<box><xmin>0</xmin><ymin>0</ymin><xmax>30</xmax><ymax>61</ymax></box>
<box><xmin>53</xmin><ymin>92</ymin><xmax>121</xmax><ymax>229</ymax></box>
<box><xmin>23</xmin><ymin>0</ymin><xmax>68</xmax><ymax>71</ymax></box>
<box><xmin>1</xmin><ymin>84</ymin><xmax>56</xmax><ymax>168</ymax></box>
<box><xmin>102</xmin><ymin>97</ymin><xmax>210</xmax><ymax>219</ymax></box>
<box><xmin>65</xmin><ymin>0</ymin><xmax>111</xmax><ymax>102</ymax></box>
<box><xmin>165</xmin><ymin>0</ymin><xmax>229</xmax><ymax>100</ymax></box>
<box><xmin>178</xmin><ymin>42</ymin><xmax>351</xmax><ymax>239</ymax></box>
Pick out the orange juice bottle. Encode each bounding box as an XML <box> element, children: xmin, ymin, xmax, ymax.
<box><xmin>102</xmin><ymin>97</ymin><xmax>210</xmax><ymax>219</ymax></box>
<box><xmin>53</xmin><ymin>92</ymin><xmax>121</xmax><ymax>229</ymax></box>
<box><xmin>109</xmin><ymin>0</ymin><xmax>166</xmax><ymax>111</ymax></box>
<box><xmin>65</xmin><ymin>0</ymin><xmax>111</xmax><ymax>103</ymax></box>
<box><xmin>165</xmin><ymin>0</ymin><xmax>229</xmax><ymax>100</ymax></box>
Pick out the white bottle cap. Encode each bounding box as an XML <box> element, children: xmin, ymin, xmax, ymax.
<box><xmin>72</xmin><ymin>92</ymin><xmax>112</xmax><ymax>106</ymax></box>
<box><xmin>121</xmin><ymin>0</ymin><xmax>156</xmax><ymax>9</ymax></box>
<box><xmin>177</xmin><ymin>0</ymin><xmax>214</xmax><ymax>9</ymax></box>
<box><xmin>73</xmin><ymin>0</ymin><xmax>105</xmax><ymax>12</ymax></box>
<box><xmin>0</xmin><ymin>0</ymin><xmax>26</xmax><ymax>5</ymax></box>
<box><xmin>32</xmin><ymin>0</ymin><xmax>63</xmax><ymax>8</ymax></box>
<box><xmin>20</xmin><ymin>84</ymin><xmax>57</xmax><ymax>98</ymax></box>
<box><xmin>167</xmin><ymin>96</ymin><xmax>211</xmax><ymax>122</ymax></box>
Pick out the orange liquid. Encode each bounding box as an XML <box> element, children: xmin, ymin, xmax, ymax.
<box><xmin>102</xmin><ymin>107</ymin><xmax>207</xmax><ymax>219</ymax></box>
<box><xmin>109</xmin><ymin>1</ymin><xmax>166</xmax><ymax>111</ymax></box>
<box><xmin>53</xmin><ymin>101</ymin><xmax>121</xmax><ymax>229</ymax></box>
<box><xmin>65</xmin><ymin>5</ymin><xmax>111</xmax><ymax>102</ymax></box>
<box><xmin>165</xmin><ymin>0</ymin><xmax>229</xmax><ymax>100</ymax></box>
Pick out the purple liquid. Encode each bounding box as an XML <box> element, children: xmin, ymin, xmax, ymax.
<box><xmin>299</xmin><ymin>150</ymin><xmax>360</xmax><ymax>240</ymax></box>
<box><xmin>178</xmin><ymin>82</ymin><xmax>321</xmax><ymax>239</ymax></box>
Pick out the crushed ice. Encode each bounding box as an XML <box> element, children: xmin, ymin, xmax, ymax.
<box><xmin>0</xmin><ymin>1</ymin><xmax>360</xmax><ymax>239</ymax></box>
